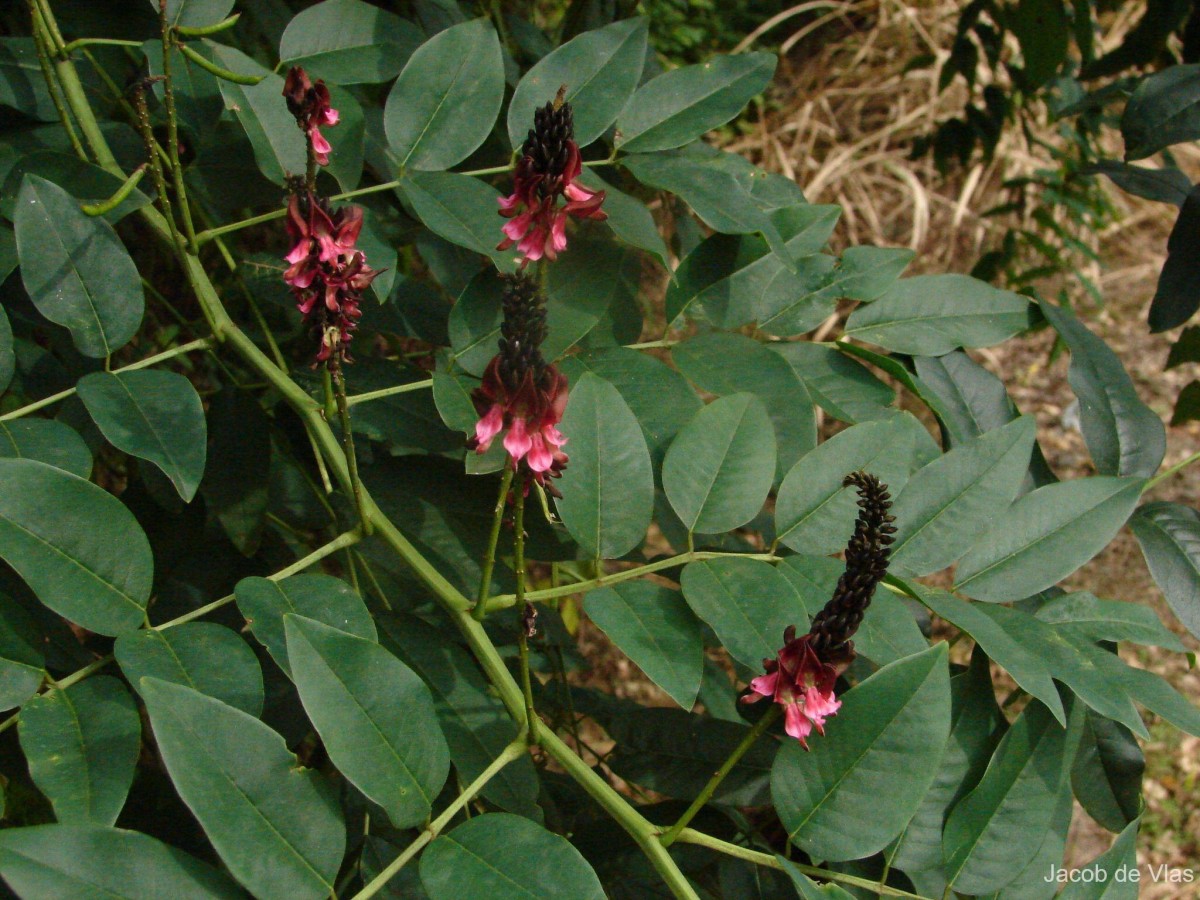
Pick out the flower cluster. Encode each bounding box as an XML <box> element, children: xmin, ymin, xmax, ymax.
<box><xmin>744</xmin><ymin>472</ymin><xmax>895</xmax><ymax>747</ymax></box>
<box><xmin>744</xmin><ymin>626</ymin><xmax>841</xmax><ymax>748</ymax></box>
<box><xmin>498</xmin><ymin>92</ymin><xmax>606</xmax><ymax>266</ymax></box>
<box><xmin>468</xmin><ymin>274</ymin><xmax>568</xmax><ymax>493</ymax></box>
<box><xmin>283</xmin><ymin>66</ymin><xmax>339</xmax><ymax>167</ymax></box>
<box><xmin>283</xmin><ymin>191</ymin><xmax>379</xmax><ymax>365</ymax></box>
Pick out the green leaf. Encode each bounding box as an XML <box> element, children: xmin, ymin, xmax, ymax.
<box><xmin>420</xmin><ymin>813</ymin><xmax>605</xmax><ymax>900</ymax></box>
<box><xmin>1150</xmin><ymin>186</ymin><xmax>1200</xmax><ymax>332</ymax></box>
<box><xmin>665</xmin><ymin>206</ymin><xmax>841</xmax><ymax>329</ymax></box>
<box><xmin>1059</xmin><ymin>818</ymin><xmax>1140</xmax><ymax>900</ymax></box>
<box><xmin>115</xmin><ymin>622</ymin><xmax>264</xmax><ymax>716</ymax></box>
<box><xmin>1035</xmin><ymin>590</ymin><xmax>1187</xmax><ymax>652</ymax></box>
<box><xmin>19</xmin><ymin>676</ymin><xmax>140</xmax><ymax>826</ymax></box>
<box><xmin>852</xmin><ymin>590</ymin><xmax>930</xmax><ymax>668</ymax></box>
<box><xmin>772</xmin><ymin>644</ymin><xmax>951</xmax><ymax>861</ymax></box>
<box><xmin>943</xmin><ymin>699</ymin><xmax>1081</xmax><ymax>896</ymax></box>
<box><xmin>557</xmin><ymin>347</ymin><xmax>701</xmax><ymax>466</ymax></box>
<box><xmin>891</xmin><ymin>651</ymin><xmax>1004</xmax><ymax>879</ymax></box>
<box><xmin>585</xmin><ymin>582</ymin><xmax>703</xmax><ymax>709</ymax></box>
<box><xmin>910</xmin><ymin>583</ymin><xmax>1065</xmax><ymax>724</ymax></box>
<box><xmin>141</xmin><ymin>677</ymin><xmax>345</xmax><ymax>900</ymax></box>
<box><xmin>555</xmin><ymin>373</ymin><xmax>654</xmax><ymax>559</ymax></box>
<box><xmin>447</xmin><ymin>270</ymin><xmax>503</xmax><ymax>376</ymax></box>
<box><xmin>0</xmin><ymin>419</ymin><xmax>92</xmax><ymax>479</ymax></box>
<box><xmin>680</xmin><ymin>558</ymin><xmax>808</xmax><ymax>669</ymax></box>
<box><xmin>775</xmin><ymin>417</ymin><xmax>922</xmax><ymax>556</ymax></box>
<box><xmin>384</xmin><ymin>19</ymin><xmax>503</xmax><ymax>171</ymax></box>
<box><xmin>0</xmin><ymin>304</ymin><xmax>12</xmax><ymax>393</ymax></box>
<box><xmin>378</xmin><ymin>614</ymin><xmax>540</xmax><ymax>818</ymax></box>
<box><xmin>285</xmin><ymin>616</ymin><xmax>450</xmax><ymax>829</ymax></box>
<box><xmin>543</xmin><ymin>232</ymin><xmax>638</xmax><ymax>361</ymax></box>
<box><xmin>575</xmin><ymin>170</ymin><xmax>670</xmax><ymax>267</ymax></box>
<box><xmin>1012</xmin><ymin>0</ymin><xmax>1069</xmax><ymax>88</ymax></box>
<box><xmin>673</xmin><ymin>333</ymin><xmax>813</xmax><ymax>481</ymax></box>
<box><xmin>212</xmin><ymin>44</ymin><xmax>364</xmax><ymax>192</ymax></box>
<box><xmin>14</xmin><ymin>176</ymin><xmax>143</xmax><ymax>358</ymax></box>
<box><xmin>160</xmin><ymin>0</ymin><xmax>234</xmax><ymax>29</ymax></box>
<box><xmin>1117</xmin><ymin>661</ymin><xmax>1200</xmax><ymax>736</ymax></box>
<box><xmin>1</xmin><ymin>152</ymin><xmax>151</xmax><ymax>225</ymax></box>
<box><xmin>889</xmin><ymin>416</ymin><xmax>1037</xmax><ymax>576</ymax></box>
<box><xmin>507</xmin><ymin>18</ymin><xmax>648</xmax><ymax>149</ymax></box>
<box><xmin>844</xmin><ymin>274</ymin><xmax>1036</xmax><ymax>356</ymax></box>
<box><xmin>616</xmin><ymin>52</ymin><xmax>776</xmax><ymax>153</ymax></box>
<box><xmin>0</xmin><ymin>39</ymin><xmax>58</xmax><ymax>121</ymax></box>
<box><xmin>621</xmin><ymin>150</ymin><xmax>795</xmax><ymax>265</ymax></box>
<box><xmin>0</xmin><ymin>600</ymin><xmax>43</xmax><ymax>710</ymax></box>
<box><xmin>837</xmin><ymin>341</ymin><xmax>956</xmax><ymax>424</ymax></box>
<box><xmin>955</xmin><ymin>476</ymin><xmax>1144</xmax><ymax>601</ymax></box>
<box><xmin>401</xmin><ymin>171</ymin><xmax>515</xmax><ymax>271</ymax></box>
<box><xmin>835</xmin><ymin>245</ymin><xmax>915</xmax><ymax>301</ymax></box>
<box><xmin>235</xmin><ymin>574</ymin><xmax>376</xmax><ymax>677</ymax></box>
<box><xmin>280</xmin><ymin>0</ymin><xmax>423</xmax><ymax>85</ymax></box>
<box><xmin>0</xmin><ymin>824</ymin><xmax>243</xmax><ymax>900</ymax></box>
<box><xmin>1040</xmin><ymin>301</ymin><xmax>1165</xmax><ymax>479</ymax></box>
<box><xmin>778</xmin><ymin>859</ymin><xmax>856</xmax><ymax>899</ymax></box>
<box><xmin>605</xmin><ymin>707</ymin><xmax>775</xmax><ymax>805</ymax></box>
<box><xmin>662</xmin><ymin>393</ymin><xmax>776</xmax><ymax>534</ymax></box>
<box><xmin>0</xmin><ymin>459</ymin><xmax>151</xmax><ymax>636</ymax></box>
<box><xmin>1129</xmin><ymin>501</ymin><xmax>1200</xmax><ymax>640</ymax></box>
<box><xmin>769</xmin><ymin>342</ymin><xmax>896</xmax><ymax>423</ymax></box>
<box><xmin>1121</xmin><ymin>63</ymin><xmax>1200</xmax><ymax>160</ymax></box>
<box><xmin>77</xmin><ymin>371</ymin><xmax>206</xmax><ymax>502</ymax></box>
<box><xmin>1072</xmin><ymin>712</ymin><xmax>1144</xmax><ymax>834</ymax></box>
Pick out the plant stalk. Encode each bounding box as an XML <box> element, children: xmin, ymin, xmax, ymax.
<box><xmin>660</xmin><ymin>705</ymin><xmax>779</xmax><ymax>846</ymax></box>
<box><xmin>474</xmin><ymin>466</ymin><xmax>515</xmax><ymax>620</ymax></box>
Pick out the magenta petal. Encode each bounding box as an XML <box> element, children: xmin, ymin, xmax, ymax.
<box><xmin>526</xmin><ymin>433</ymin><xmax>553</xmax><ymax>472</ymax></box>
<box><xmin>474</xmin><ymin>405</ymin><xmax>504</xmax><ymax>452</ymax></box>
<box><xmin>504</xmin><ymin>417</ymin><xmax>533</xmax><ymax>461</ymax></box>
<box><xmin>783</xmin><ymin>704</ymin><xmax>814</xmax><ymax>745</ymax></box>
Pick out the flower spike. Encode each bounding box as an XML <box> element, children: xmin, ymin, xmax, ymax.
<box><xmin>498</xmin><ymin>89</ymin><xmax>606</xmax><ymax>266</ymax></box>
<box><xmin>742</xmin><ymin>471</ymin><xmax>895</xmax><ymax>747</ymax></box>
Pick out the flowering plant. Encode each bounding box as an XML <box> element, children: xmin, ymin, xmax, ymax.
<box><xmin>0</xmin><ymin>3</ymin><xmax>1196</xmax><ymax>900</ymax></box>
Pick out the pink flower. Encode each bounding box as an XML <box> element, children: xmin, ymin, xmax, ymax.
<box><xmin>498</xmin><ymin>100</ymin><xmax>606</xmax><ymax>266</ymax></box>
<box><xmin>283</xmin><ymin>192</ymin><xmax>379</xmax><ymax>366</ymax></box>
<box><xmin>468</xmin><ymin>356</ymin><xmax>569</xmax><ymax>494</ymax></box>
<box><xmin>743</xmin><ymin>626</ymin><xmax>841</xmax><ymax>748</ymax></box>
<box><xmin>284</xmin><ymin>67</ymin><xmax>339</xmax><ymax>166</ymax></box>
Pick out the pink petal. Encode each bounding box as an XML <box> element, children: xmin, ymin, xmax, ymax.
<box><xmin>284</xmin><ymin>240</ymin><xmax>310</xmax><ymax>265</ymax></box>
<box><xmin>322</xmin><ymin>107</ymin><xmax>340</xmax><ymax>126</ymax></box>
<box><xmin>783</xmin><ymin>703</ymin><xmax>814</xmax><ymax>746</ymax></box>
<box><xmin>497</xmin><ymin>192</ymin><xmax>523</xmax><ymax>217</ymax></box>
<box><xmin>503</xmin><ymin>212</ymin><xmax>533</xmax><ymax>242</ymax></box>
<box><xmin>747</xmin><ymin>672</ymin><xmax>779</xmax><ymax>700</ymax></box>
<box><xmin>474</xmin><ymin>405</ymin><xmax>505</xmax><ymax>452</ymax></box>
<box><xmin>549</xmin><ymin>213</ymin><xmax>568</xmax><ymax>254</ymax></box>
<box><xmin>526</xmin><ymin>433</ymin><xmax>553</xmax><ymax>472</ymax></box>
<box><xmin>542</xmin><ymin>425</ymin><xmax>567</xmax><ymax>449</ymax></box>
<box><xmin>504</xmin><ymin>417</ymin><xmax>533</xmax><ymax>461</ymax></box>
<box><xmin>564</xmin><ymin>181</ymin><xmax>597</xmax><ymax>203</ymax></box>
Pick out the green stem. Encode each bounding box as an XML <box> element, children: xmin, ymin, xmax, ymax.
<box><xmin>513</xmin><ymin>473</ymin><xmax>539</xmax><ymax>742</ymax></box>
<box><xmin>159</xmin><ymin>4</ymin><xmax>197</xmax><ymax>250</ymax></box>
<box><xmin>487</xmin><ymin>551</ymin><xmax>779</xmax><ymax>611</ymax></box>
<box><xmin>60</xmin><ymin>37</ymin><xmax>143</xmax><ymax>53</ymax></box>
<box><xmin>625</xmin><ymin>338</ymin><xmax>679</xmax><ymax>351</ymax></box>
<box><xmin>31</xmin><ymin>32</ymin><xmax>696</xmax><ymax>897</ymax></box>
<box><xmin>79</xmin><ymin>164</ymin><xmax>148</xmax><ymax>217</ymax></box>
<box><xmin>28</xmin><ymin>3</ymin><xmax>85</xmax><ymax>159</ymax></box>
<box><xmin>333</xmin><ymin>368</ymin><xmax>372</xmax><ymax>536</ymax></box>
<box><xmin>345</xmin><ymin>378</ymin><xmax>433</xmax><ymax>407</ymax></box>
<box><xmin>660</xmin><ymin>705</ymin><xmax>780</xmax><ymax>847</ymax></box>
<box><xmin>0</xmin><ymin>338</ymin><xmax>211</xmax><ymax>421</ymax></box>
<box><xmin>1145</xmin><ymin>449</ymin><xmax>1200</xmax><ymax>491</ymax></box>
<box><xmin>670</xmin><ymin>830</ymin><xmax>933</xmax><ymax>900</ymax></box>
<box><xmin>474</xmin><ymin>467</ymin><xmax>515</xmax><ymax>621</ymax></box>
<box><xmin>352</xmin><ymin>737</ymin><xmax>529</xmax><ymax>900</ymax></box>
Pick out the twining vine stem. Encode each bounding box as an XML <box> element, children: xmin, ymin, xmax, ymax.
<box><xmin>474</xmin><ymin>466</ymin><xmax>515</xmax><ymax>621</ymax></box>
